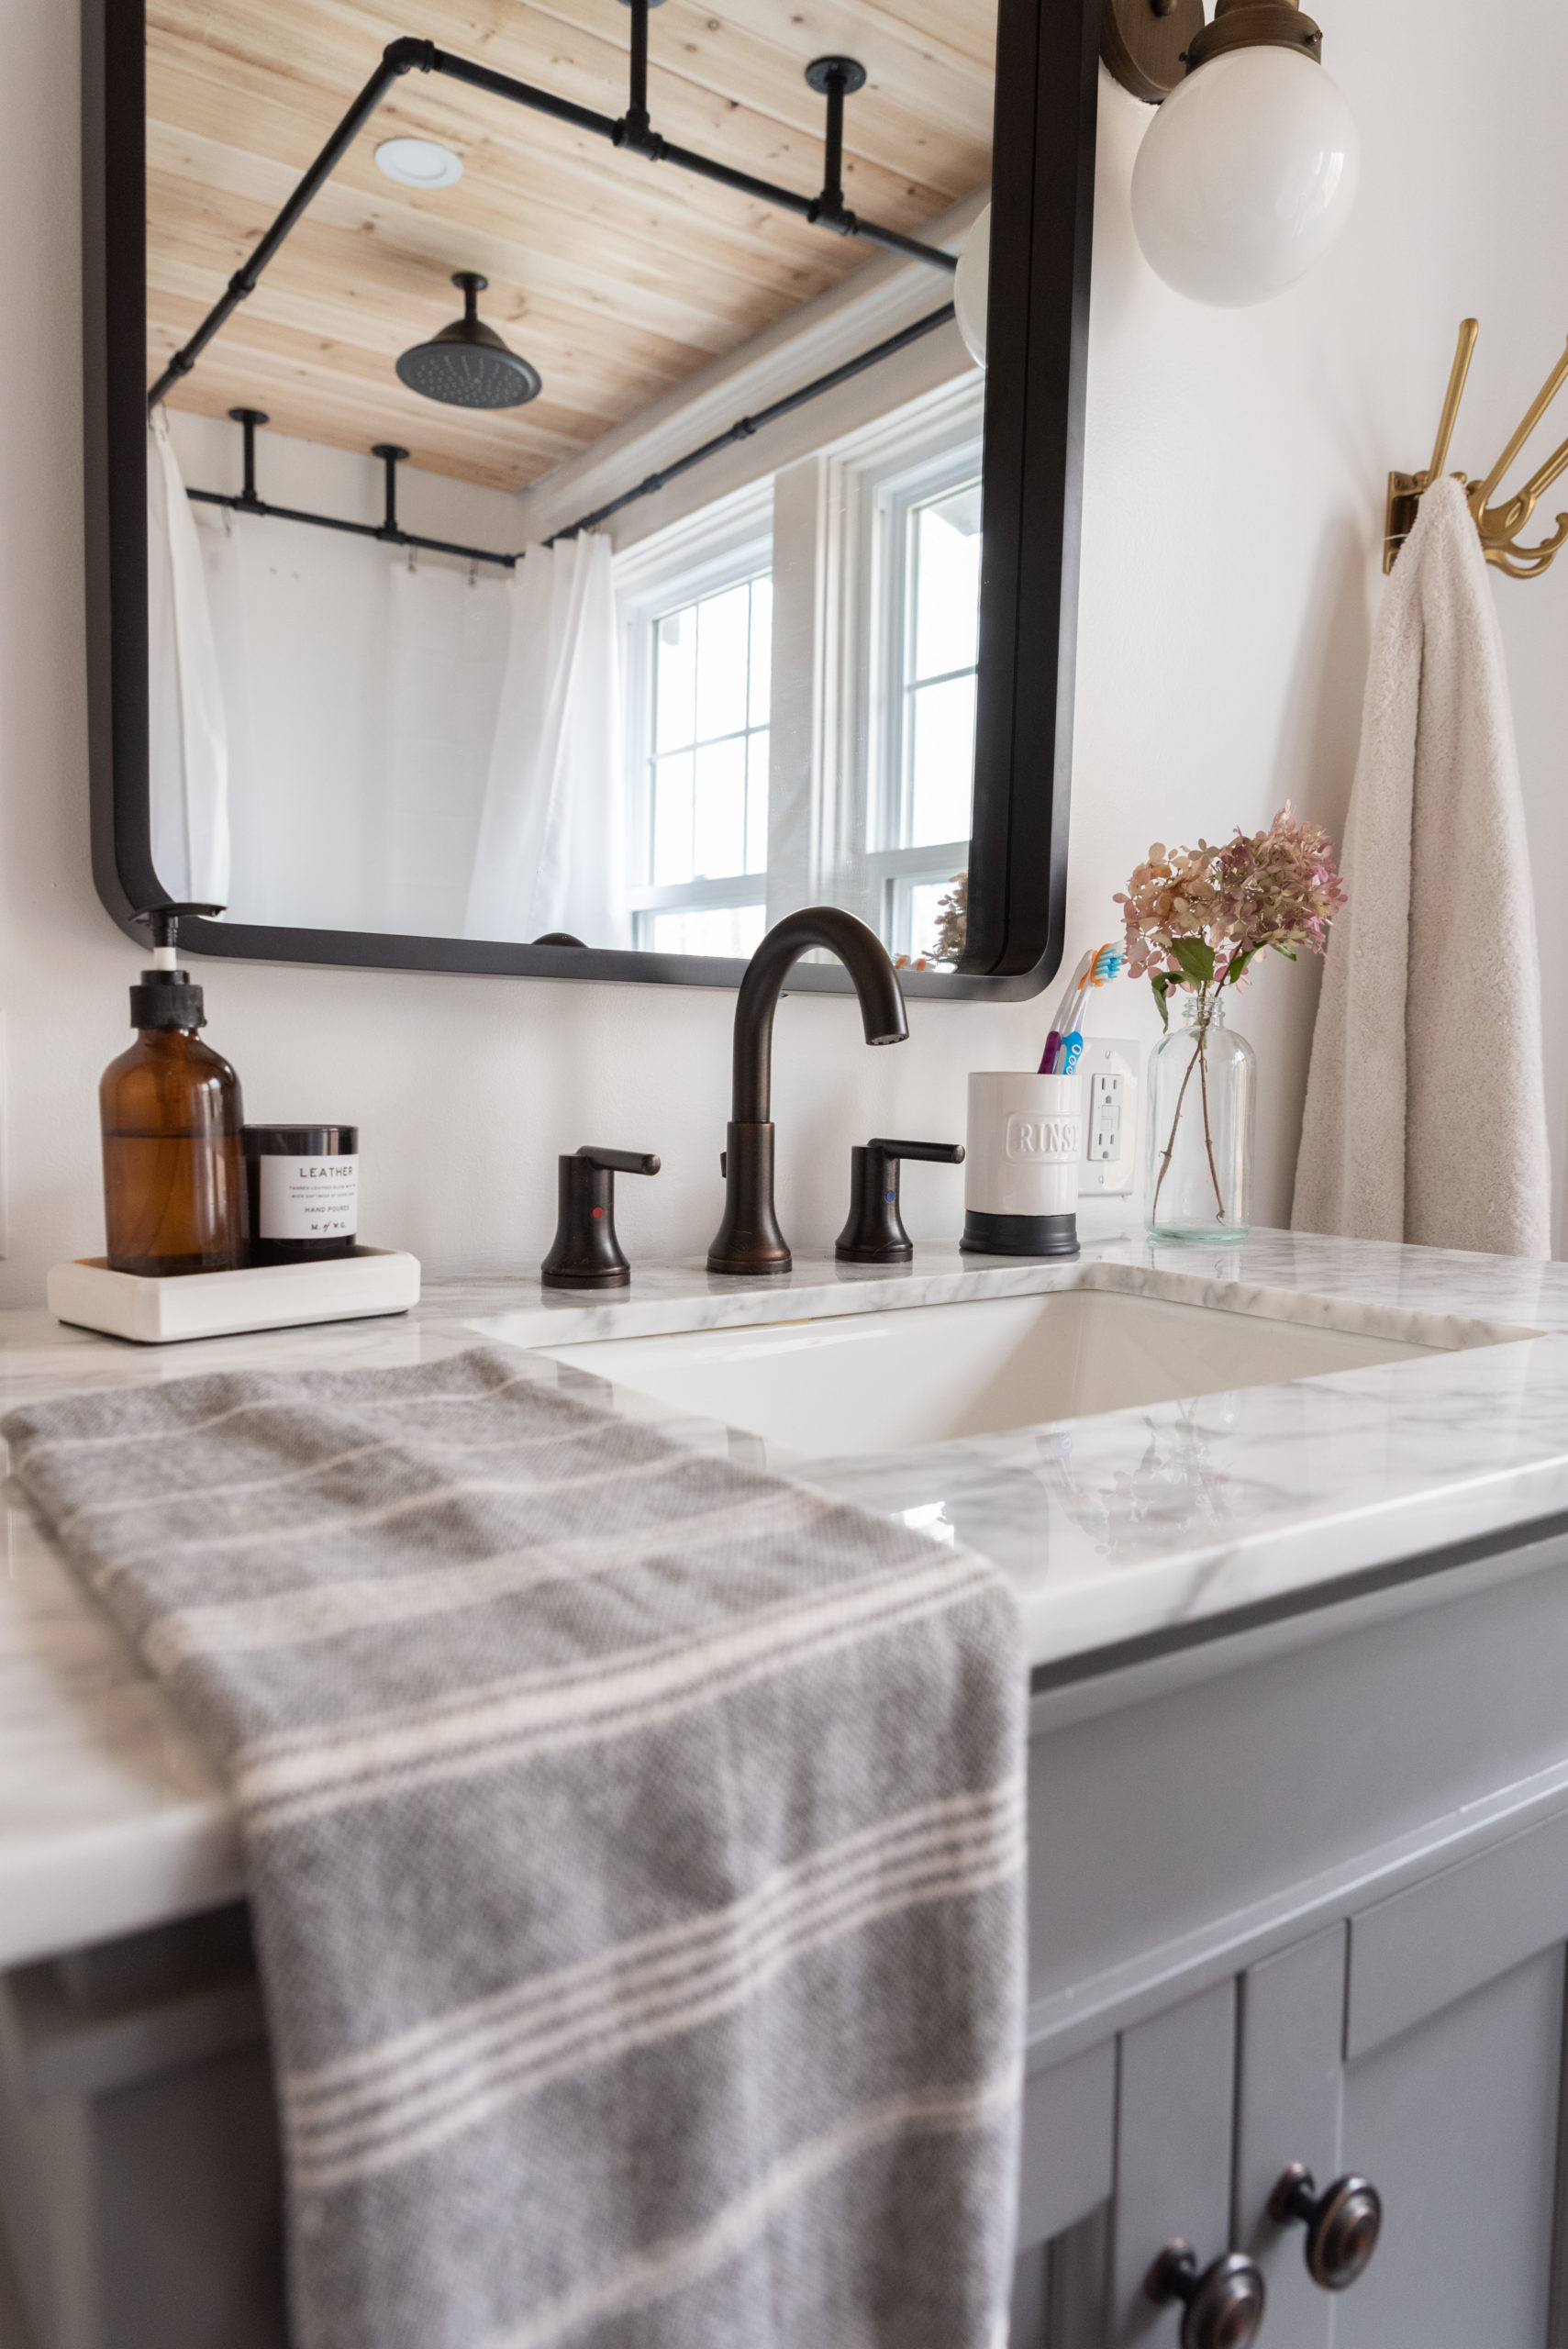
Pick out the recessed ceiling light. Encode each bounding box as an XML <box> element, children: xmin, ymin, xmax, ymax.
<box><xmin>375</xmin><ymin>138</ymin><xmax>463</xmax><ymax>190</ymax></box>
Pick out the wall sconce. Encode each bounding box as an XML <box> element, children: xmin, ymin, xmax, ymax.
<box><xmin>954</xmin><ymin>206</ymin><xmax>990</xmax><ymax>365</ymax></box>
<box><xmin>1102</xmin><ymin>0</ymin><xmax>1359</xmax><ymax>307</ymax></box>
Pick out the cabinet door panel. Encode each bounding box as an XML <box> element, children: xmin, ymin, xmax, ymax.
<box><xmin>1234</xmin><ymin>1926</ymin><xmax>1346</xmax><ymax>2349</ymax></box>
<box><xmin>1010</xmin><ymin>2206</ymin><xmax>1111</xmax><ymax>2349</ymax></box>
<box><xmin>1018</xmin><ymin>2043</ymin><xmax>1117</xmax><ymax>2255</ymax></box>
<box><xmin>1111</xmin><ymin>1981</ymin><xmax>1236</xmax><ymax>2347</ymax></box>
<box><xmin>1335</xmin><ymin>1946</ymin><xmax>1563</xmax><ymax>2349</ymax></box>
<box><xmin>1348</xmin><ymin>1808</ymin><xmax>1568</xmax><ymax>2058</ymax></box>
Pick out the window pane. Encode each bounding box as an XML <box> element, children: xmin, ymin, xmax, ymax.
<box><xmin>908</xmin><ymin>877</ymin><xmax>964</xmax><ymax>964</ymax></box>
<box><xmin>695</xmin><ymin>583</ymin><xmax>751</xmax><ymax>742</ymax></box>
<box><xmin>748</xmin><ymin>576</ymin><xmax>773</xmax><ymax>729</ymax></box>
<box><xmin>908</xmin><ymin>672</ymin><xmax>976</xmax><ymax>845</ymax></box>
<box><xmin>912</xmin><ymin>486</ymin><xmax>982</xmax><ymax>684</ymax></box>
<box><xmin>654</xmin><ymin>608</ymin><xmax>696</xmax><ymax>754</ymax></box>
<box><xmin>745</xmin><ymin>729</ymin><xmax>769</xmax><ymax>874</ymax></box>
<box><xmin>651</xmin><ymin>750</ymin><xmax>694</xmax><ymax>885</ymax></box>
<box><xmin>693</xmin><ymin>735</ymin><xmax>746</xmax><ymax>878</ymax></box>
<box><xmin>641</xmin><ymin>562</ymin><xmax>771</xmax><ymax>904</ymax></box>
<box><xmin>651</xmin><ymin>904</ymin><xmax>767</xmax><ymax>957</ymax></box>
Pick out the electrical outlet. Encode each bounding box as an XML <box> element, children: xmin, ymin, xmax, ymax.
<box><xmin>1076</xmin><ymin>1038</ymin><xmax>1140</xmax><ymax>1197</ymax></box>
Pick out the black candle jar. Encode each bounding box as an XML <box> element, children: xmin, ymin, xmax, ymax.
<box><xmin>242</xmin><ymin>1125</ymin><xmax>359</xmax><ymax>1265</ymax></box>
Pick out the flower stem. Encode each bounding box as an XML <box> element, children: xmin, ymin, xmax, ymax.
<box><xmin>1151</xmin><ymin>1019</ymin><xmax>1206</xmax><ymax>1222</ymax></box>
<box><xmin>1151</xmin><ymin>986</ymin><xmax>1228</xmax><ymax>1228</ymax></box>
<box><xmin>1195</xmin><ymin>999</ymin><xmax>1226</xmax><ymax>1222</ymax></box>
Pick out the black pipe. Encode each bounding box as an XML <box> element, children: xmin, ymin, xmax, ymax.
<box><xmin>425</xmin><ymin>43</ymin><xmax>624</xmax><ymax>140</ymax></box>
<box><xmin>548</xmin><ymin>300</ymin><xmax>958</xmax><ymax>541</ymax></box>
<box><xmin>146</xmin><ymin>44</ymin><xmax>420</xmax><ymax>409</ymax></box>
<box><xmin>148</xmin><ymin>30</ymin><xmax>957</xmax><ymax>409</ymax></box>
<box><xmin>622</xmin><ymin>0</ymin><xmax>655</xmax><ymax>150</ymax></box>
<box><xmin>179</xmin><ymin>300</ymin><xmax>962</xmax><ymax>565</ymax></box>
<box><xmin>806</xmin><ymin>55</ymin><xmax>867</xmax><ymax>234</ymax></box>
<box><xmin>371</xmin><ymin>441</ymin><xmax>409</xmax><ymax>536</ymax></box>
<box><xmin>229</xmin><ymin>406</ymin><xmax>266</xmax><ymax>503</ymax></box>
<box><xmin>185</xmin><ymin>486</ymin><xmax>517</xmax><ymax>567</ymax></box>
<box><xmin>823</xmin><ymin>82</ymin><xmax>845</xmax><ymax>207</ymax></box>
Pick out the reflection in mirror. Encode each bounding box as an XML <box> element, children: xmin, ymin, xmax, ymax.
<box><xmin>144</xmin><ymin>0</ymin><xmax>995</xmax><ymax>965</ymax></box>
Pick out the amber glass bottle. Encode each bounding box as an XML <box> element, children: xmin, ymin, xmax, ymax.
<box><xmin>101</xmin><ymin>941</ymin><xmax>246</xmax><ymax>1277</ymax></box>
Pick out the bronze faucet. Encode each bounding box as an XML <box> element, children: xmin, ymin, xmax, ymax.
<box><xmin>707</xmin><ymin>907</ymin><xmax>909</xmax><ymax>1276</ymax></box>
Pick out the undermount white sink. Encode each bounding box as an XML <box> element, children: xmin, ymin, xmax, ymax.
<box><xmin>541</xmin><ymin>1284</ymin><xmax>1531</xmax><ymax>1459</ymax></box>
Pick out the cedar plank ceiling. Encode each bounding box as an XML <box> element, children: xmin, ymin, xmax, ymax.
<box><xmin>147</xmin><ymin>0</ymin><xmax>995</xmax><ymax>493</ymax></box>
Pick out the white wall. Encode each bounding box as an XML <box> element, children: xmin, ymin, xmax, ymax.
<box><xmin>1</xmin><ymin>0</ymin><xmax>1564</xmax><ymax>1304</ymax></box>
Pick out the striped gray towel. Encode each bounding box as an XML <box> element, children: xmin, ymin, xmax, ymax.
<box><xmin>6</xmin><ymin>1346</ymin><xmax>1025</xmax><ymax>2349</ymax></box>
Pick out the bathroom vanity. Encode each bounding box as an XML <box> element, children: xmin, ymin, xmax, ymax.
<box><xmin>6</xmin><ymin>1228</ymin><xmax>1568</xmax><ymax>2349</ymax></box>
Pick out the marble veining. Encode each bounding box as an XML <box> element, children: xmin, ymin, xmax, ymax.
<box><xmin>6</xmin><ymin>1228</ymin><xmax>1568</xmax><ymax>1966</ymax></box>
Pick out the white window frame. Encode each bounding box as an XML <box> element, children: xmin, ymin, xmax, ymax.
<box><xmin>614</xmin><ymin>483</ymin><xmax>773</xmax><ymax>952</ymax></box>
<box><xmin>610</xmin><ymin>378</ymin><xmax>981</xmax><ymax>964</ymax></box>
<box><xmin>838</xmin><ymin>383</ymin><xmax>984</xmax><ymax>961</ymax></box>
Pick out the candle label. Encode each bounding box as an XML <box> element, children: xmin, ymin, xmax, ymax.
<box><xmin>259</xmin><ymin>1156</ymin><xmax>359</xmax><ymax>1241</ymax></box>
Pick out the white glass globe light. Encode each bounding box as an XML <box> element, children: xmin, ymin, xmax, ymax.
<box><xmin>1130</xmin><ymin>48</ymin><xmax>1358</xmax><ymax>306</ymax></box>
<box><xmin>954</xmin><ymin>203</ymin><xmax>990</xmax><ymax>366</ymax></box>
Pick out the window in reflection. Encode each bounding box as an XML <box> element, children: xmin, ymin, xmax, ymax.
<box><xmin>626</xmin><ymin>517</ymin><xmax>773</xmax><ymax>951</ymax></box>
<box><xmin>904</xmin><ymin>481</ymin><xmax>981</xmax><ymax>851</ymax></box>
<box><xmin>852</xmin><ymin>391</ymin><xmax>983</xmax><ymax>965</ymax></box>
<box><xmin>611</xmin><ymin>380</ymin><xmax>982</xmax><ymax>962</ymax></box>
<box><xmin>651</xmin><ymin>573</ymin><xmax>772</xmax><ymax>886</ymax></box>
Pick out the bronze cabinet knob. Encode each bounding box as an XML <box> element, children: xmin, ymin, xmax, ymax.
<box><xmin>1267</xmin><ymin>2163</ymin><xmax>1383</xmax><ymax>2291</ymax></box>
<box><xmin>1146</xmin><ymin>2242</ymin><xmax>1266</xmax><ymax>2349</ymax></box>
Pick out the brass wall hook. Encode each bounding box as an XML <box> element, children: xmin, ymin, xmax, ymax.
<box><xmin>1385</xmin><ymin>318</ymin><xmax>1568</xmax><ymax>578</ymax></box>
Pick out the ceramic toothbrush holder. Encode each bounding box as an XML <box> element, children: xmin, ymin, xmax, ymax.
<box><xmin>962</xmin><ymin>1071</ymin><xmax>1083</xmax><ymax>1258</ymax></box>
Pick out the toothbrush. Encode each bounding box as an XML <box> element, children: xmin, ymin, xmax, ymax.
<box><xmin>1039</xmin><ymin>942</ymin><xmax>1124</xmax><ymax>1074</ymax></box>
<box><xmin>1039</xmin><ymin>950</ymin><xmax>1093</xmax><ymax>1074</ymax></box>
<box><xmin>1057</xmin><ymin>944</ymin><xmax>1125</xmax><ymax>1071</ymax></box>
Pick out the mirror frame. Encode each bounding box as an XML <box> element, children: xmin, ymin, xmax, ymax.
<box><xmin>82</xmin><ymin>0</ymin><xmax>1098</xmax><ymax>999</ymax></box>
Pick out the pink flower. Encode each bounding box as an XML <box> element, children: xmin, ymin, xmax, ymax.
<box><xmin>1116</xmin><ymin>804</ymin><xmax>1346</xmax><ymax>1001</ymax></box>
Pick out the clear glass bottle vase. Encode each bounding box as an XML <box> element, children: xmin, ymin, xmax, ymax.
<box><xmin>1145</xmin><ymin>989</ymin><xmax>1256</xmax><ymax>1242</ymax></box>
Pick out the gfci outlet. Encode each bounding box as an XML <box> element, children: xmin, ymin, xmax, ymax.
<box><xmin>1075</xmin><ymin>1039</ymin><xmax>1140</xmax><ymax>1197</ymax></box>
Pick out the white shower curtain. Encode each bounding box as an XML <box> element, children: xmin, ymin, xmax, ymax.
<box><xmin>384</xmin><ymin>561</ymin><xmax>512</xmax><ymax>935</ymax></box>
<box><xmin>464</xmin><ymin>533</ymin><xmax>628</xmax><ymax>947</ymax></box>
<box><xmin>146</xmin><ymin>411</ymin><xmax>231</xmax><ymax>906</ymax></box>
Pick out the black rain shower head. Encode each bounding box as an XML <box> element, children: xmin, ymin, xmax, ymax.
<box><xmin>395</xmin><ymin>272</ymin><xmax>542</xmax><ymax>409</ymax></box>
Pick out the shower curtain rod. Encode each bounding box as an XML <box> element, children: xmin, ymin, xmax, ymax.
<box><xmin>182</xmin><ymin>302</ymin><xmax>960</xmax><ymax>563</ymax></box>
<box><xmin>186</xmin><ymin>417</ymin><xmax>517</xmax><ymax>567</ymax></box>
<box><xmin>147</xmin><ymin>5</ymin><xmax>959</xmax><ymax>414</ymax></box>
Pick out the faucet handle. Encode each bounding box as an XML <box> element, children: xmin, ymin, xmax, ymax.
<box><xmin>836</xmin><ymin>1137</ymin><xmax>965</xmax><ymax>1266</ymax></box>
<box><xmin>871</xmin><ymin>1139</ymin><xmax>966</xmax><ymax>1166</ymax></box>
<box><xmin>541</xmin><ymin>1147</ymin><xmax>660</xmax><ymax>1291</ymax></box>
<box><xmin>577</xmin><ymin>1146</ymin><xmax>661</xmax><ymax>1177</ymax></box>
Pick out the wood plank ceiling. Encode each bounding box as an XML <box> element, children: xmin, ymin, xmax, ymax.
<box><xmin>147</xmin><ymin>0</ymin><xmax>995</xmax><ymax>493</ymax></box>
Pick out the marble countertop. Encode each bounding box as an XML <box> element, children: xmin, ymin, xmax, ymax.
<box><xmin>7</xmin><ymin>1227</ymin><xmax>1568</xmax><ymax>1968</ymax></box>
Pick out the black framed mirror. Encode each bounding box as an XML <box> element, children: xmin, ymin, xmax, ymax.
<box><xmin>83</xmin><ymin>0</ymin><xmax>1097</xmax><ymax>1000</ymax></box>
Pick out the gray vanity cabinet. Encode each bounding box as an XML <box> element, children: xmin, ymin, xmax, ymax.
<box><xmin>1270</xmin><ymin>1824</ymin><xmax>1568</xmax><ymax>2349</ymax></box>
<box><xmin>1239</xmin><ymin>1900</ymin><xmax>1567</xmax><ymax>2349</ymax></box>
<box><xmin>1010</xmin><ymin>1529</ymin><xmax>1568</xmax><ymax>2349</ymax></box>
<box><xmin>14</xmin><ymin>1535</ymin><xmax>1568</xmax><ymax>2349</ymax></box>
<box><xmin>1013</xmin><ymin>1851</ymin><xmax>1568</xmax><ymax>2349</ymax></box>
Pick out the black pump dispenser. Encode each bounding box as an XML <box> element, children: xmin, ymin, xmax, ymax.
<box><xmin>128</xmin><ymin>904</ymin><xmax>221</xmax><ymax>1031</ymax></box>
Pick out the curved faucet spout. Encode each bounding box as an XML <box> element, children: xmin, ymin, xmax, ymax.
<box><xmin>732</xmin><ymin>906</ymin><xmax>908</xmax><ymax>1124</ymax></box>
<box><xmin>709</xmin><ymin>907</ymin><xmax>909</xmax><ymax>1277</ymax></box>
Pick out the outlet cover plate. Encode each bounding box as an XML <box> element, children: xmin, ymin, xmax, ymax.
<box><xmin>1076</xmin><ymin>1037</ymin><xmax>1140</xmax><ymax>1198</ymax></box>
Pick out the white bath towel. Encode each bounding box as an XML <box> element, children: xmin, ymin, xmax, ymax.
<box><xmin>1292</xmin><ymin>475</ymin><xmax>1551</xmax><ymax>1256</ymax></box>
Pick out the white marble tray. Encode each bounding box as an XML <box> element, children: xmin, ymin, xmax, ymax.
<box><xmin>46</xmin><ymin>1247</ymin><xmax>421</xmax><ymax>1344</ymax></box>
